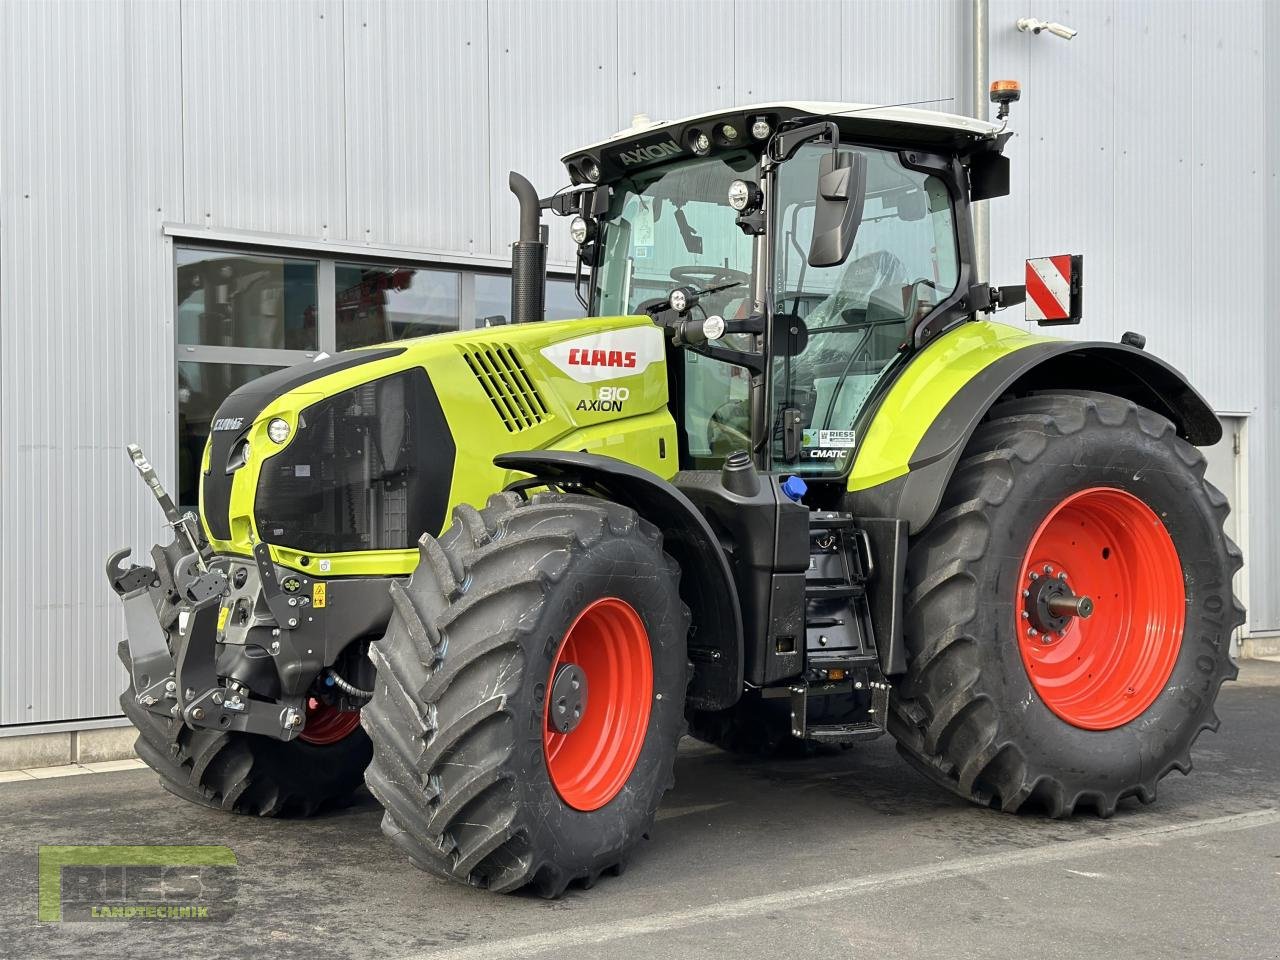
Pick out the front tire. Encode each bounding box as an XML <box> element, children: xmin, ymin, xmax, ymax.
<box><xmin>889</xmin><ymin>392</ymin><xmax>1243</xmax><ymax>816</ymax></box>
<box><xmin>363</xmin><ymin>493</ymin><xmax>688</xmax><ymax>895</ymax></box>
<box><xmin>120</xmin><ymin>641</ymin><xmax>370</xmax><ymax>816</ymax></box>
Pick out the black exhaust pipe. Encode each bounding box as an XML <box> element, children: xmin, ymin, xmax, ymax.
<box><xmin>509</xmin><ymin>172</ymin><xmax>546</xmax><ymax>324</ymax></box>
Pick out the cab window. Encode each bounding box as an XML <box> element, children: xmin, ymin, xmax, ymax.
<box><xmin>772</xmin><ymin>144</ymin><xmax>959</xmax><ymax>473</ymax></box>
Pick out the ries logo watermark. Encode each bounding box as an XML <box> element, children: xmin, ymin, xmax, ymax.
<box><xmin>38</xmin><ymin>845</ymin><xmax>239</xmax><ymax>922</ymax></box>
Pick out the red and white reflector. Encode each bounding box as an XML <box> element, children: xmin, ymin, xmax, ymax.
<box><xmin>1025</xmin><ymin>254</ymin><xmax>1083</xmax><ymax>325</ymax></box>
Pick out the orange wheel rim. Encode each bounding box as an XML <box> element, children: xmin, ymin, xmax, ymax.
<box><xmin>1017</xmin><ymin>486</ymin><xmax>1185</xmax><ymax>730</ymax></box>
<box><xmin>298</xmin><ymin>696</ymin><xmax>362</xmax><ymax>745</ymax></box>
<box><xmin>543</xmin><ymin>597</ymin><xmax>653</xmax><ymax>811</ymax></box>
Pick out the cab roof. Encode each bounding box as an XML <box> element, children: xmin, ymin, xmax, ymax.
<box><xmin>561</xmin><ymin>102</ymin><xmax>1002</xmax><ymax>184</ymax></box>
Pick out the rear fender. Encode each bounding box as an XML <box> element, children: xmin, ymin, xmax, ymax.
<box><xmin>494</xmin><ymin>451</ymin><xmax>744</xmax><ymax>710</ymax></box>
<box><xmin>847</xmin><ymin>321</ymin><xmax>1220</xmax><ymax>533</ymax></box>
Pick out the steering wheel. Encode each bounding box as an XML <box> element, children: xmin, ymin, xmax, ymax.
<box><xmin>669</xmin><ymin>265</ymin><xmax>751</xmax><ymax>289</ymax></box>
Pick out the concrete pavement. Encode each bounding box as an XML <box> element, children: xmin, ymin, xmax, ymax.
<box><xmin>2</xmin><ymin>661</ymin><xmax>1278</xmax><ymax>960</ymax></box>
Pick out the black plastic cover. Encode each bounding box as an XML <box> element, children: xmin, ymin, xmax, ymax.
<box><xmin>255</xmin><ymin>368</ymin><xmax>454</xmax><ymax>553</ymax></box>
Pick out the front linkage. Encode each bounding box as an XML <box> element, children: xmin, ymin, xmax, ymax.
<box><xmin>106</xmin><ymin>445</ymin><xmax>371</xmax><ymax>743</ymax></box>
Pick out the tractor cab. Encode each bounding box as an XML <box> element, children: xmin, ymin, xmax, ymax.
<box><xmin>553</xmin><ymin>103</ymin><xmax>1008</xmax><ymax>482</ymax></box>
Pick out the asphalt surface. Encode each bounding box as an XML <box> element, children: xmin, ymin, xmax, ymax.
<box><xmin>2</xmin><ymin>660</ymin><xmax>1278</xmax><ymax>960</ymax></box>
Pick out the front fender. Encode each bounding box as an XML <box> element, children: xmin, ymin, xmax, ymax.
<box><xmin>494</xmin><ymin>450</ymin><xmax>744</xmax><ymax>711</ymax></box>
<box><xmin>847</xmin><ymin>320</ymin><xmax>1220</xmax><ymax>533</ymax></box>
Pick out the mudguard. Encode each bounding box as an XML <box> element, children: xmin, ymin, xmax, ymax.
<box><xmin>494</xmin><ymin>450</ymin><xmax>745</xmax><ymax>711</ymax></box>
<box><xmin>846</xmin><ymin>320</ymin><xmax>1221</xmax><ymax>533</ymax></box>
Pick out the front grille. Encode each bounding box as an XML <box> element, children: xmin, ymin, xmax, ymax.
<box><xmin>254</xmin><ymin>368</ymin><xmax>454</xmax><ymax>553</ymax></box>
<box><xmin>460</xmin><ymin>344</ymin><xmax>549</xmax><ymax>432</ymax></box>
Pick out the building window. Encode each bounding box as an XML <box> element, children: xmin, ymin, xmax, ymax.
<box><xmin>474</xmin><ymin>273</ymin><xmax>583</xmax><ymax>325</ymax></box>
<box><xmin>173</xmin><ymin>242</ymin><xmax>579</xmax><ymax>513</ymax></box>
<box><xmin>335</xmin><ymin>263</ymin><xmax>460</xmax><ymax>350</ymax></box>
<box><xmin>176</xmin><ymin>248</ymin><xmax>319</xmax><ymax>350</ymax></box>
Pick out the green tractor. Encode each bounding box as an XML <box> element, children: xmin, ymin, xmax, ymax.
<box><xmin>108</xmin><ymin>96</ymin><xmax>1242</xmax><ymax>897</ymax></box>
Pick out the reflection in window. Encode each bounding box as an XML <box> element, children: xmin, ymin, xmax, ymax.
<box><xmin>175</xmin><ymin>248</ymin><xmax>318</xmax><ymax>350</ymax></box>
<box><xmin>176</xmin><ymin>361</ymin><xmax>283</xmax><ymax>512</ymax></box>
<box><xmin>335</xmin><ymin>263</ymin><xmax>460</xmax><ymax>349</ymax></box>
<box><xmin>474</xmin><ymin>274</ymin><xmax>584</xmax><ymax>325</ymax></box>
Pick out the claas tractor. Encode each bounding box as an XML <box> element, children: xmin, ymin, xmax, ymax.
<box><xmin>107</xmin><ymin>96</ymin><xmax>1242</xmax><ymax>897</ymax></box>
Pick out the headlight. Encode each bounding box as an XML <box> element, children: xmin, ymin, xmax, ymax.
<box><xmin>267</xmin><ymin>418</ymin><xmax>291</xmax><ymax>444</ymax></box>
<box><xmin>702</xmin><ymin>315</ymin><xmax>726</xmax><ymax>341</ymax></box>
<box><xmin>751</xmin><ymin>117</ymin><xmax>771</xmax><ymax>140</ymax></box>
<box><xmin>569</xmin><ymin>215</ymin><xmax>593</xmax><ymax>244</ymax></box>
<box><xmin>669</xmin><ymin>288</ymin><xmax>689</xmax><ymax>313</ymax></box>
<box><xmin>728</xmin><ymin>179</ymin><xmax>762</xmax><ymax>213</ymax></box>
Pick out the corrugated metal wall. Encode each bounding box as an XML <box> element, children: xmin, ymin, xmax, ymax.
<box><xmin>0</xmin><ymin>0</ymin><xmax>1274</xmax><ymax>726</ymax></box>
<box><xmin>987</xmin><ymin>0</ymin><xmax>1276</xmax><ymax>630</ymax></box>
<box><xmin>1</xmin><ymin>0</ymin><xmax>184</xmax><ymax>725</ymax></box>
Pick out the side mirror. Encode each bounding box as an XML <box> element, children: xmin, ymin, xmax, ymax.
<box><xmin>807</xmin><ymin>151</ymin><xmax>867</xmax><ymax>268</ymax></box>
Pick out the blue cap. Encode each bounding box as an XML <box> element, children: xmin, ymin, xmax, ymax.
<box><xmin>780</xmin><ymin>475</ymin><xmax>808</xmax><ymax>502</ymax></box>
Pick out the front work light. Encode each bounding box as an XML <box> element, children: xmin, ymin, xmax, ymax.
<box><xmin>569</xmin><ymin>215</ymin><xmax>595</xmax><ymax>245</ymax></box>
<box><xmin>668</xmin><ymin>287</ymin><xmax>690</xmax><ymax>313</ymax></box>
<box><xmin>751</xmin><ymin>117</ymin><xmax>771</xmax><ymax>140</ymax></box>
<box><xmin>692</xmin><ymin>131</ymin><xmax>712</xmax><ymax>154</ymax></box>
<box><xmin>727</xmin><ymin>179</ymin><xmax>762</xmax><ymax>213</ymax></box>
<box><xmin>268</xmin><ymin>418</ymin><xmax>291</xmax><ymax>444</ymax></box>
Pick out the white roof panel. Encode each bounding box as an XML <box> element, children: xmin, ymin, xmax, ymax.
<box><xmin>564</xmin><ymin>101</ymin><xmax>1001</xmax><ymax>159</ymax></box>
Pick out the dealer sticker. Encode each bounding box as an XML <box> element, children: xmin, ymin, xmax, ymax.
<box><xmin>818</xmin><ymin>429</ymin><xmax>856</xmax><ymax>448</ymax></box>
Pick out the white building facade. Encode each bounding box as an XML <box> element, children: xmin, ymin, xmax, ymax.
<box><xmin>1</xmin><ymin>0</ymin><xmax>1275</xmax><ymax>730</ymax></box>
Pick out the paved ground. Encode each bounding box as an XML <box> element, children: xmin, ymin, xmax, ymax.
<box><xmin>2</xmin><ymin>661</ymin><xmax>1278</xmax><ymax>960</ymax></box>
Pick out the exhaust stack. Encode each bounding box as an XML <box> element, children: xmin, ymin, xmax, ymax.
<box><xmin>508</xmin><ymin>172</ymin><xmax>547</xmax><ymax>324</ymax></box>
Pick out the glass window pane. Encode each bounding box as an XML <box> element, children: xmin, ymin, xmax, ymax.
<box><xmin>177</xmin><ymin>361</ymin><xmax>283</xmax><ymax>513</ymax></box>
<box><xmin>474</xmin><ymin>273</ymin><xmax>584</xmax><ymax>325</ymax></box>
<box><xmin>176</xmin><ymin>248</ymin><xmax>318</xmax><ymax>350</ymax></box>
<box><xmin>770</xmin><ymin>143</ymin><xmax>959</xmax><ymax>477</ymax></box>
<box><xmin>474</xmin><ymin>272</ymin><xmax>510</xmax><ymax>325</ymax></box>
<box><xmin>545</xmin><ymin>278</ymin><xmax>585</xmax><ymax>320</ymax></box>
<box><xmin>335</xmin><ymin>263</ymin><xmax>459</xmax><ymax>350</ymax></box>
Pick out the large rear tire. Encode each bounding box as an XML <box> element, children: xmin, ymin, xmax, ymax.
<box><xmin>362</xmin><ymin>492</ymin><xmax>688</xmax><ymax>896</ymax></box>
<box><xmin>889</xmin><ymin>392</ymin><xmax>1243</xmax><ymax>816</ymax></box>
<box><xmin>119</xmin><ymin>641</ymin><xmax>370</xmax><ymax>816</ymax></box>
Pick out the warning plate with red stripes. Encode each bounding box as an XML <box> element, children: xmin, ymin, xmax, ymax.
<box><xmin>1025</xmin><ymin>254</ymin><xmax>1083</xmax><ymax>324</ymax></box>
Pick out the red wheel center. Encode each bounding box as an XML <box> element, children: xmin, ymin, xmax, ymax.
<box><xmin>543</xmin><ymin>597</ymin><xmax>653</xmax><ymax>812</ymax></box>
<box><xmin>298</xmin><ymin>696</ymin><xmax>362</xmax><ymax>745</ymax></box>
<box><xmin>1017</xmin><ymin>486</ymin><xmax>1185</xmax><ymax>730</ymax></box>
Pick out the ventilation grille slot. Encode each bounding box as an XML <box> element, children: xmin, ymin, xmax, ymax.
<box><xmin>460</xmin><ymin>344</ymin><xmax>550</xmax><ymax>432</ymax></box>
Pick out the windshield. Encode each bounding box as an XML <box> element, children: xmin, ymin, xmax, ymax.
<box><xmin>772</xmin><ymin>143</ymin><xmax>959</xmax><ymax>474</ymax></box>
<box><xmin>593</xmin><ymin>151</ymin><xmax>759</xmax><ymax>319</ymax></box>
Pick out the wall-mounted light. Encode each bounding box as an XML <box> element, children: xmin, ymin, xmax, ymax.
<box><xmin>1017</xmin><ymin>17</ymin><xmax>1077</xmax><ymax>40</ymax></box>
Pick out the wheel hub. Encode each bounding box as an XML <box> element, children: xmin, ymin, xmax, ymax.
<box><xmin>1023</xmin><ymin>567</ymin><xmax>1095</xmax><ymax>640</ymax></box>
<box><xmin>548</xmin><ymin>663</ymin><xmax>588</xmax><ymax>734</ymax></box>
